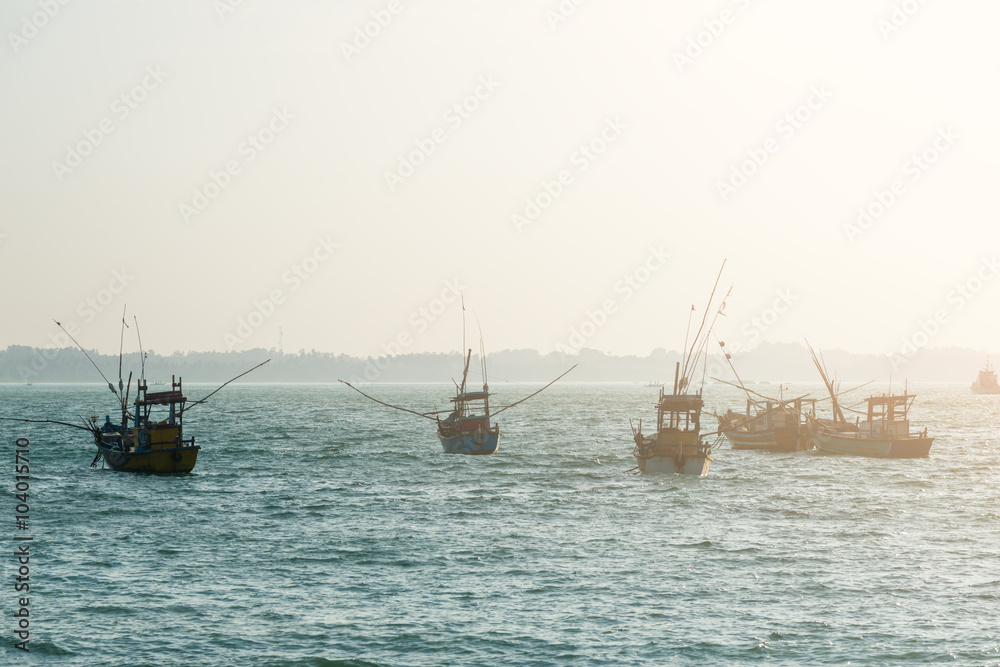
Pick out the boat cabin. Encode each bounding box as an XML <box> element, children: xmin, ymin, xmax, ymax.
<box><xmin>442</xmin><ymin>391</ymin><xmax>491</xmax><ymax>435</ymax></box>
<box><xmin>652</xmin><ymin>393</ymin><xmax>703</xmax><ymax>446</ymax></box>
<box><xmin>857</xmin><ymin>394</ymin><xmax>915</xmax><ymax>439</ymax></box>
<box><xmin>132</xmin><ymin>376</ymin><xmax>190</xmax><ymax>449</ymax></box>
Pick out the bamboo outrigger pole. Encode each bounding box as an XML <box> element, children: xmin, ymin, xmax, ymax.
<box><xmin>490</xmin><ymin>364</ymin><xmax>578</xmax><ymax>418</ymax></box>
<box><xmin>183</xmin><ymin>359</ymin><xmax>271</xmax><ymax>413</ymax></box>
<box><xmin>338</xmin><ymin>380</ymin><xmax>438</xmax><ymax>421</ymax></box>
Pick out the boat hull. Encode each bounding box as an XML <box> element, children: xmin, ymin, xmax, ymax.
<box><xmin>97</xmin><ymin>443</ymin><xmax>200</xmax><ymax>473</ymax></box>
<box><xmin>971</xmin><ymin>385</ymin><xmax>1000</xmax><ymax>394</ymax></box>
<box><xmin>636</xmin><ymin>452</ymin><xmax>711</xmax><ymax>475</ymax></box>
<box><xmin>724</xmin><ymin>427</ymin><xmax>812</xmax><ymax>452</ymax></box>
<box><xmin>438</xmin><ymin>432</ymin><xmax>500</xmax><ymax>455</ymax></box>
<box><xmin>810</xmin><ymin>429</ymin><xmax>932</xmax><ymax>458</ymax></box>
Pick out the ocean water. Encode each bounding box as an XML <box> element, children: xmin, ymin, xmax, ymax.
<box><xmin>2</xmin><ymin>382</ymin><xmax>999</xmax><ymax>666</ymax></box>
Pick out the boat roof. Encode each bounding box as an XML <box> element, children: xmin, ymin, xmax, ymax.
<box><xmin>656</xmin><ymin>394</ymin><xmax>703</xmax><ymax>410</ymax></box>
<box><xmin>450</xmin><ymin>391</ymin><xmax>490</xmax><ymax>403</ymax></box>
<box><xmin>137</xmin><ymin>390</ymin><xmax>186</xmax><ymax>405</ymax></box>
<box><xmin>865</xmin><ymin>393</ymin><xmax>914</xmax><ymax>405</ymax></box>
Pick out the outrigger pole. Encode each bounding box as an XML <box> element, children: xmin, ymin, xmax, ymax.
<box><xmin>0</xmin><ymin>417</ymin><xmax>98</xmax><ymax>434</ymax></box>
<box><xmin>183</xmin><ymin>359</ymin><xmax>272</xmax><ymax>413</ymax></box>
<box><xmin>338</xmin><ymin>380</ymin><xmax>438</xmax><ymax>421</ymax></box>
<box><xmin>54</xmin><ymin>319</ymin><xmax>128</xmax><ymax>414</ymax></box>
<box><xmin>490</xmin><ymin>364</ymin><xmax>578</xmax><ymax>418</ymax></box>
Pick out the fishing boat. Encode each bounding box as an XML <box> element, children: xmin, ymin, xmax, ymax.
<box><xmin>712</xmin><ymin>343</ymin><xmax>816</xmax><ymax>452</ymax></box>
<box><xmin>436</xmin><ymin>349</ymin><xmax>500</xmax><ymax>454</ymax></box>
<box><xmin>806</xmin><ymin>342</ymin><xmax>932</xmax><ymax>458</ymax></box>
<box><xmin>340</xmin><ymin>303</ymin><xmax>575</xmax><ymax>455</ymax></box>
<box><xmin>810</xmin><ymin>394</ymin><xmax>933</xmax><ymax>458</ymax></box>
<box><xmin>971</xmin><ymin>358</ymin><xmax>1000</xmax><ymax>394</ymax></box>
<box><xmin>633</xmin><ymin>364</ymin><xmax>714</xmax><ymax>475</ymax></box>
<box><xmin>2</xmin><ymin>315</ymin><xmax>269</xmax><ymax>473</ymax></box>
<box><xmin>629</xmin><ymin>262</ymin><xmax>729</xmax><ymax>476</ymax></box>
<box><xmin>718</xmin><ymin>396</ymin><xmax>816</xmax><ymax>452</ymax></box>
<box><xmin>93</xmin><ymin>376</ymin><xmax>200</xmax><ymax>472</ymax></box>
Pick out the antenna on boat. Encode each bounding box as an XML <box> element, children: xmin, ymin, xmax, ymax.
<box><xmin>474</xmin><ymin>310</ymin><xmax>488</xmax><ymax>391</ymax></box>
<box><xmin>117</xmin><ymin>305</ymin><xmax>129</xmax><ymax>396</ymax></box>
<box><xmin>182</xmin><ymin>359</ymin><xmax>271</xmax><ymax>414</ymax></box>
<box><xmin>134</xmin><ymin>316</ymin><xmax>146</xmax><ymax>385</ymax></box>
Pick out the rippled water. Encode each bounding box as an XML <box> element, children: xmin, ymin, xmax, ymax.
<box><xmin>2</xmin><ymin>382</ymin><xmax>999</xmax><ymax>666</ymax></box>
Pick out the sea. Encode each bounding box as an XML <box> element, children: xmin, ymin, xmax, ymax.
<box><xmin>2</xmin><ymin>382</ymin><xmax>999</xmax><ymax>666</ymax></box>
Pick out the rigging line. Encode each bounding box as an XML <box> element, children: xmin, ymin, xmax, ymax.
<box><xmin>183</xmin><ymin>359</ymin><xmax>271</xmax><ymax>413</ymax></box>
<box><xmin>338</xmin><ymin>380</ymin><xmax>438</xmax><ymax>421</ymax></box>
<box><xmin>53</xmin><ymin>319</ymin><xmax>124</xmax><ymax>407</ymax></box>
<box><xmin>714</xmin><ymin>333</ymin><xmax>751</xmax><ymax>401</ymax></box>
<box><xmin>490</xmin><ymin>364</ymin><xmax>578</xmax><ymax>418</ymax></box>
<box><xmin>680</xmin><ymin>303</ymin><xmax>695</xmax><ymax>380</ymax></box>
<box><xmin>681</xmin><ymin>259</ymin><xmax>727</xmax><ymax>382</ymax></box>
<box><xmin>0</xmin><ymin>416</ymin><xmax>97</xmax><ymax>434</ymax></box>
<box><xmin>688</xmin><ymin>285</ymin><xmax>732</xmax><ymax>386</ymax></box>
<box><xmin>117</xmin><ymin>304</ymin><xmax>129</xmax><ymax>392</ymax></box>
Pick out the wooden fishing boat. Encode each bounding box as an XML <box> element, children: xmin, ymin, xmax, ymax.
<box><xmin>720</xmin><ymin>397</ymin><xmax>816</xmax><ymax>452</ymax></box>
<box><xmin>809</xmin><ymin>393</ymin><xmax>933</xmax><ymax>458</ymax></box>
<box><xmin>630</xmin><ymin>263</ymin><xmax>730</xmax><ymax>476</ymax></box>
<box><xmin>341</xmin><ymin>303</ymin><xmax>575</xmax><ymax>455</ymax></box>
<box><xmin>92</xmin><ymin>376</ymin><xmax>200</xmax><ymax>472</ymax></box>
<box><xmin>971</xmin><ymin>358</ymin><xmax>1000</xmax><ymax>394</ymax></box>
<box><xmin>436</xmin><ymin>350</ymin><xmax>501</xmax><ymax>454</ymax></box>
<box><xmin>633</xmin><ymin>365</ymin><xmax>713</xmax><ymax>475</ymax></box>
<box><xmin>0</xmin><ymin>316</ymin><xmax>269</xmax><ymax>473</ymax></box>
<box><xmin>805</xmin><ymin>341</ymin><xmax>932</xmax><ymax>458</ymax></box>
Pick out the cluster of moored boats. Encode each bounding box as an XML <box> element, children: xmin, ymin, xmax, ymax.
<box><xmin>2</xmin><ymin>286</ymin><xmax>994</xmax><ymax>477</ymax></box>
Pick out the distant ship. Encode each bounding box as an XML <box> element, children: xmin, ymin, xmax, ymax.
<box><xmin>971</xmin><ymin>358</ymin><xmax>1000</xmax><ymax>394</ymax></box>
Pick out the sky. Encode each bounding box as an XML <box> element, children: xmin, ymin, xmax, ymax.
<box><xmin>1</xmin><ymin>0</ymin><xmax>998</xmax><ymax>360</ymax></box>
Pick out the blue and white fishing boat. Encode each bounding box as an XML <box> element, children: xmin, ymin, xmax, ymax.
<box><xmin>340</xmin><ymin>303</ymin><xmax>575</xmax><ymax>455</ymax></box>
<box><xmin>436</xmin><ymin>351</ymin><xmax>500</xmax><ymax>455</ymax></box>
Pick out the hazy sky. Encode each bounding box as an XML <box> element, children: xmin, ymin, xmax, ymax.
<box><xmin>1</xmin><ymin>1</ymin><xmax>998</xmax><ymax>360</ymax></box>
